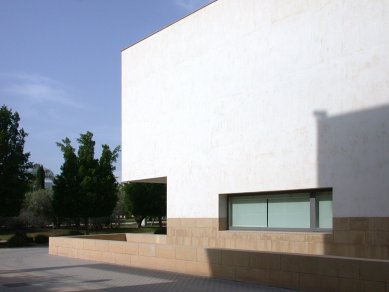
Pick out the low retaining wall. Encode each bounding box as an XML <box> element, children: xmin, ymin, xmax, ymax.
<box><xmin>49</xmin><ymin>234</ymin><xmax>389</xmax><ymax>291</ymax></box>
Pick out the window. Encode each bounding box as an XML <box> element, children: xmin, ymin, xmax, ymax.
<box><xmin>228</xmin><ymin>189</ymin><xmax>332</xmax><ymax>231</ymax></box>
<box><xmin>316</xmin><ymin>192</ymin><xmax>333</xmax><ymax>229</ymax></box>
<box><xmin>230</xmin><ymin>196</ymin><xmax>267</xmax><ymax>228</ymax></box>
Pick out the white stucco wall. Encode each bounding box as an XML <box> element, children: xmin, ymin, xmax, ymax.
<box><xmin>122</xmin><ymin>0</ymin><xmax>389</xmax><ymax>218</ymax></box>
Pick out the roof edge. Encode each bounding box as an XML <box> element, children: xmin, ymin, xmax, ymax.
<box><xmin>121</xmin><ymin>0</ymin><xmax>218</xmax><ymax>52</ymax></box>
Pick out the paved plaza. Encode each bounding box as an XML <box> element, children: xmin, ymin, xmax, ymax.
<box><xmin>0</xmin><ymin>247</ymin><xmax>289</xmax><ymax>291</ymax></box>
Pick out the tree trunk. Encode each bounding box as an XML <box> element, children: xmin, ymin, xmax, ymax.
<box><xmin>135</xmin><ymin>217</ymin><xmax>143</xmax><ymax>228</ymax></box>
<box><xmin>75</xmin><ymin>218</ymin><xmax>80</xmax><ymax>230</ymax></box>
<box><xmin>158</xmin><ymin>216</ymin><xmax>163</xmax><ymax>228</ymax></box>
<box><xmin>54</xmin><ymin>217</ymin><xmax>61</xmax><ymax>229</ymax></box>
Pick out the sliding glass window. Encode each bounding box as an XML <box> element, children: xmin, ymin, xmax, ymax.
<box><xmin>268</xmin><ymin>194</ymin><xmax>310</xmax><ymax>228</ymax></box>
<box><xmin>230</xmin><ymin>196</ymin><xmax>267</xmax><ymax>228</ymax></box>
<box><xmin>316</xmin><ymin>192</ymin><xmax>333</xmax><ymax>229</ymax></box>
<box><xmin>228</xmin><ymin>189</ymin><xmax>332</xmax><ymax>231</ymax></box>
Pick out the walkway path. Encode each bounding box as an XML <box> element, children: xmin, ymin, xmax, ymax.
<box><xmin>0</xmin><ymin>247</ymin><xmax>290</xmax><ymax>291</ymax></box>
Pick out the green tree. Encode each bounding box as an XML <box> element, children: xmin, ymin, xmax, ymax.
<box><xmin>29</xmin><ymin>164</ymin><xmax>54</xmax><ymax>191</ymax></box>
<box><xmin>53</xmin><ymin>131</ymin><xmax>119</xmax><ymax>233</ymax></box>
<box><xmin>123</xmin><ymin>182</ymin><xmax>166</xmax><ymax>228</ymax></box>
<box><xmin>0</xmin><ymin>105</ymin><xmax>33</xmax><ymax>217</ymax></box>
<box><xmin>76</xmin><ymin>132</ymin><xmax>98</xmax><ymax>232</ymax></box>
<box><xmin>112</xmin><ymin>184</ymin><xmax>130</xmax><ymax>227</ymax></box>
<box><xmin>35</xmin><ymin>164</ymin><xmax>45</xmax><ymax>190</ymax></box>
<box><xmin>52</xmin><ymin>138</ymin><xmax>79</xmax><ymax>224</ymax></box>
<box><xmin>95</xmin><ymin>144</ymin><xmax>120</xmax><ymax>218</ymax></box>
<box><xmin>20</xmin><ymin>189</ymin><xmax>53</xmax><ymax>227</ymax></box>
<box><xmin>148</xmin><ymin>183</ymin><xmax>166</xmax><ymax>227</ymax></box>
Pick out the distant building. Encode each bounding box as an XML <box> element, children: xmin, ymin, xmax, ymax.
<box><xmin>44</xmin><ymin>179</ymin><xmax>53</xmax><ymax>190</ymax></box>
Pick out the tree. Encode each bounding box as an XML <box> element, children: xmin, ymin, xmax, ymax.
<box><xmin>52</xmin><ymin>138</ymin><xmax>79</xmax><ymax>224</ymax></box>
<box><xmin>76</xmin><ymin>132</ymin><xmax>98</xmax><ymax>232</ymax></box>
<box><xmin>95</xmin><ymin>144</ymin><xmax>120</xmax><ymax>218</ymax></box>
<box><xmin>29</xmin><ymin>163</ymin><xmax>54</xmax><ymax>191</ymax></box>
<box><xmin>123</xmin><ymin>182</ymin><xmax>166</xmax><ymax>228</ymax></box>
<box><xmin>53</xmin><ymin>131</ymin><xmax>120</xmax><ymax>233</ymax></box>
<box><xmin>111</xmin><ymin>184</ymin><xmax>130</xmax><ymax>227</ymax></box>
<box><xmin>148</xmin><ymin>183</ymin><xmax>166</xmax><ymax>227</ymax></box>
<box><xmin>0</xmin><ymin>105</ymin><xmax>33</xmax><ymax>217</ymax></box>
<box><xmin>19</xmin><ymin>189</ymin><xmax>54</xmax><ymax>227</ymax></box>
<box><xmin>35</xmin><ymin>164</ymin><xmax>45</xmax><ymax>190</ymax></box>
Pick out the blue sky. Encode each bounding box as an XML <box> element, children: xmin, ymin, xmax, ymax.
<box><xmin>0</xmin><ymin>0</ymin><xmax>212</xmax><ymax>179</ymax></box>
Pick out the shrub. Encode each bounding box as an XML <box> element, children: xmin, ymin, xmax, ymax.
<box><xmin>34</xmin><ymin>234</ymin><xmax>49</xmax><ymax>244</ymax></box>
<box><xmin>154</xmin><ymin>227</ymin><xmax>166</xmax><ymax>234</ymax></box>
<box><xmin>20</xmin><ymin>189</ymin><xmax>54</xmax><ymax>228</ymax></box>
<box><xmin>7</xmin><ymin>232</ymin><xmax>33</xmax><ymax>247</ymax></box>
<box><xmin>68</xmin><ymin>230</ymin><xmax>83</xmax><ymax>236</ymax></box>
<box><xmin>0</xmin><ymin>217</ymin><xmax>26</xmax><ymax>229</ymax></box>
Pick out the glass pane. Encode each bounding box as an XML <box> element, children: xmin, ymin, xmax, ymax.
<box><xmin>230</xmin><ymin>196</ymin><xmax>267</xmax><ymax>228</ymax></box>
<box><xmin>268</xmin><ymin>194</ymin><xmax>310</xmax><ymax>228</ymax></box>
<box><xmin>317</xmin><ymin>193</ymin><xmax>333</xmax><ymax>228</ymax></box>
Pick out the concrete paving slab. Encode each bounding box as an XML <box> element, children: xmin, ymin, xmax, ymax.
<box><xmin>0</xmin><ymin>247</ymin><xmax>291</xmax><ymax>291</ymax></box>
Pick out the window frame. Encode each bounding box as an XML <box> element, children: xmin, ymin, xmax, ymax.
<box><xmin>227</xmin><ymin>188</ymin><xmax>333</xmax><ymax>232</ymax></box>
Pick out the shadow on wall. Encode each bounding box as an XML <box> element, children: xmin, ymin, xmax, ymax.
<box><xmin>204</xmin><ymin>105</ymin><xmax>389</xmax><ymax>290</ymax></box>
<box><xmin>316</xmin><ymin>105</ymin><xmax>389</xmax><ymax>217</ymax></box>
<box><xmin>316</xmin><ymin>105</ymin><xmax>389</xmax><ymax>259</ymax></box>
<box><xmin>204</xmin><ymin>247</ymin><xmax>389</xmax><ymax>290</ymax></box>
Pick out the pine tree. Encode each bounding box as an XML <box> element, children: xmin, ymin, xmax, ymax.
<box><xmin>35</xmin><ymin>164</ymin><xmax>45</xmax><ymax>190</ymax></box>
<box><xmin>95</xmin><ymin>144</ymin><xmax>120</xmax><ymax>218</ymax></box>
<box><xmin>0</xmin><ymin>105</ymin><xmax>33</xmax><ymax>217</ymax></box>
<box><xmin>53</xmin><ymin>132</ymin><xmax>119</xmax><ymax>233</ymax></box>
<box><xmin>52</xmin><ymin>138</ymin><xmax>79</xmax><ymax>221</ymax></box>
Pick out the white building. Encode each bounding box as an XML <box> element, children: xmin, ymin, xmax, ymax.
<box><xmin>51</xmin><ymin>1</ymin><xmax>389</xmax><ymax>289</ymax></box>
<box><xmin>122</xmin><ymin>0</ymin><xmax>389</xmax><ymax>255</ymax></box>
